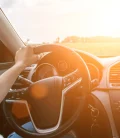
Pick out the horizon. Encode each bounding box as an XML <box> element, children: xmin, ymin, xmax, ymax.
<box><xmin>28</xmin><ymin>35</ymin><xmax>120</xmax><ymax>44</ymax></box>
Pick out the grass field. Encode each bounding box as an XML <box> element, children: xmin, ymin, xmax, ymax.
<box><xmin>61</xmin><ymin>43</ymin><xmax>120</xmax><ymax>57</ymax></box>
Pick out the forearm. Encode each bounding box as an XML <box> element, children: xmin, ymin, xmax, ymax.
<box><xmin>0</xmin><ymin>63</ymin><xmax>25</xmax><ymax>103</ymax></box>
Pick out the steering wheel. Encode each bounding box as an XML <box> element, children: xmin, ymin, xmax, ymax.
<box><xmin>3</xmin><ymin>44</ymin><xmax>91</xmax><ymax>138</ymax></box>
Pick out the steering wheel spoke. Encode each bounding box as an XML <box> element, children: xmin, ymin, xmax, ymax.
<box><xmin>62</xmin><ymin>69</ymin><xmax>82</xmax><ymax>91</ymax></box>
<box><xmin>6</xmin><ymin>88</ymin><xmax>28</xmax><ymax>100</ymax></box>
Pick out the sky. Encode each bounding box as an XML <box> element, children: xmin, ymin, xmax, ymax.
<box><xmin>1</xmin><ymin>0</ymin><xmax>120</xmax><ymax>43</ymax></box>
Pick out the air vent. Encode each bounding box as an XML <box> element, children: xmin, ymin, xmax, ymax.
<box><xmin>109</xmin><ymin>62</ymin><xmax>120</xmax><ymax>87</ymax></box>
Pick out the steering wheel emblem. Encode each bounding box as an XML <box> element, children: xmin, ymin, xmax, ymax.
<box><xmin>58</xmin><ymin>60</ymin><xmax>68</xmax><ymax>72</ymax></box>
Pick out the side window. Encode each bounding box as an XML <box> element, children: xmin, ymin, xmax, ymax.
<box><xmin>0</xmin><ymin>40</ymin><xmax>14</xmax><ymax>63</ymax></box>
<box><xmin>0</xmin><ymin>41</ymin><xmax>14</xmax><ymax>73</ymax></box>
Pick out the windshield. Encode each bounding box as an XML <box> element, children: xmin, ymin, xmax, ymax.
<box><xmin>1</xmin><ymin>0</ymin><xmax>120</xmax><ymax>57</ymax></box>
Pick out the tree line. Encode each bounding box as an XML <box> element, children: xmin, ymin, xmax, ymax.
<box><xmin>60</xmin><ymin>36</ymin><xmax>120</xmax><ymax>43</ymax></box>
<box><xmin>27</xmin><ymin>36</ymin><xmax>120</xmax><ymax>45</ymax></box>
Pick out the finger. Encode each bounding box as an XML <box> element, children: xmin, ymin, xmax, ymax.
<box><xmin>33</xmin><ymin>46</ymin><xmax>39</xmax><ymax>54</ymax></box>
<box><xmin>34</xmin><ymin>54</ymin><xmax>41</xmax><ymax>62</ymax></box>
<box><xmin>29</xmin><ymin>45</ymin><xmax>35</xmax><ymax>48</ymax></box>
<box><xmin>37</xmin><ymin>54</ymin><xmax>41</xmax><ymax>61</ymax></box>
<box><xmin>19</xmin><ymin>47</ymin><xmax>25</xmax><ymax>51</ymax></box>
<box><xmin>19</xmin><ymin>47</ymin><xmax>22</xmax><ymax>50</ymax></box>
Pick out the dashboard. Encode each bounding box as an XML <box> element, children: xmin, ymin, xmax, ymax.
<box><xmin>11</xmin><ymin>49</ymin><xmax>104</xmax><ymax>125</ymax></box>
<box><xmin>30</xmin><ymin>51</ymin><xmax>103</xmax><ymax>89</ymax></box>
<box><xmin>28</xmin><ymin>50</ymin><xmax>120</xmax><ymax>138</ymax></box>
<box><xmin>2</xmin><ymin>47</ymin><xmax>120</xmax><ymax>138</ymax></box>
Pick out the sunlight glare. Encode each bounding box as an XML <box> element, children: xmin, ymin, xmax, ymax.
<box><xmin>2</xmin><ymin>0</ymin><xmax>120</xmax><ymax>42</ymax></box>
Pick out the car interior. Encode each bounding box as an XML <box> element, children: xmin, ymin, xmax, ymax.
<box><xmin>0</xmin><ymin>1</ymin><xmax>120</xmax><ymax>138</ymax></box>
<box><xmin>0</xmin><ymin>37</ymin><xmax>120</xmax><ymax>138</ymax></box>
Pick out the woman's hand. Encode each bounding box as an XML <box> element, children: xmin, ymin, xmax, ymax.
<box><xmin>15</xmin><ymin>46</ymin><xmax>40</xmax><ymax>69</ymax></box>
<box><xmin>0</xmin><ymin>46</ymin><xmax>40</xmax><ymax>103</ymax></box>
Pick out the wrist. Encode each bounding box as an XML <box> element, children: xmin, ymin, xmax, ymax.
<box><xmin>14</xmin><ymin>62</ymin><xmax>26</xmax><ymax>72</ymax></box>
